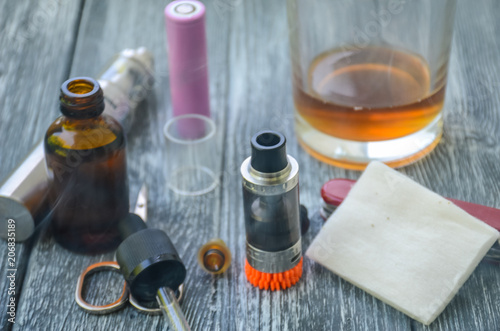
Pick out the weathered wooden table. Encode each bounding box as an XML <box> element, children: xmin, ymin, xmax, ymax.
<box><xmin>1</xmin><ymin>0</ymin><xmax>499</xmax><ymax>330</ymax></box>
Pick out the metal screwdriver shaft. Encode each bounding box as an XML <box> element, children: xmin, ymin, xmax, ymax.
<box><xmin>157</xmin><ymin>287</ymin><xmax>191</xmax><ymax>331</ymax></box>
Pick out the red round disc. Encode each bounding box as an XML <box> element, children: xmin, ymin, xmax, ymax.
<box><xmin>320</xmin><ymin>178</ymin><xmax>356</xmax><ymax>207</ymax></box>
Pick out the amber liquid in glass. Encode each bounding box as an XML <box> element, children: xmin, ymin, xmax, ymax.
<box><xmin>45</xmin><ymin>117</ymin><xmax>128</xmax><ymax>254</ymax></box>
<box><xmin>294</xmin><ymin>47</ymin><xmax>445</xmax><ymax>142</ymax></box>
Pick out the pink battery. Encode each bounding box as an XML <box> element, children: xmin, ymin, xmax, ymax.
<box><xmin>165</xmin><ymin>0</ymin><xmax>210</xmax><ymax>139</ymax></box>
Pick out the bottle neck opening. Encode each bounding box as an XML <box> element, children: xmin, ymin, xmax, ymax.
<box><xmin>65</xmin><ymin>79</ymin><xmax>97</xmax><ymax>95</ymax></box>
<box><xmin>60</xmin><ymin>77</ymin><xmax>105</xmax><ymax>118</ymax></box>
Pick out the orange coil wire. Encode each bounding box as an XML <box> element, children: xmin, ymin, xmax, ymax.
<box><xmin>244</xmin><ymin>258</ymin><xmax>303</xmax><ymax>291</ymax></box>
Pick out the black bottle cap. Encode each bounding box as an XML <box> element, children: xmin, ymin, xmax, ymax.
<box><xmin>250</xmin><ymin>131</ymin><xmax>288</xmax><ymax>173</ymax></box>
<box><xmin>116</xmin><ymin>228</ymin><xmax>186</xmax><ymax>302</ymax></box>
<box><xmin>118</xmin><ymin>213</ymin><xmax>148</xmax><ymax>240</ymax></box>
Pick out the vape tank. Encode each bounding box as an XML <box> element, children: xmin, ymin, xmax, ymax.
<box><xmin>241</xmin><ymin>131</ymin><xmax>302</xmax><ymax>290</ymax></box>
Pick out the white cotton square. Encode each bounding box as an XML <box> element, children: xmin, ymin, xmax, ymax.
<box><xmin>306</xmin><ymin>161</ymin><xmax>499</xmax><ymax>325</ymax></box>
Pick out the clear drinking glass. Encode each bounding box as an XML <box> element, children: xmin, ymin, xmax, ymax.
<box><xmin>287</xmin><ymin>0</ymin><xmax>457</xmax><ymax>169</ymax></box>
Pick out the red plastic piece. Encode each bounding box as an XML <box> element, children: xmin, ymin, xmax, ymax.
<box><xmin>321</xmin><ymin>178</ymin><xmax>500</xmax><ymax>232</ymax></box>
<box><xmin>320</xmin><ymin>178</ymin><xmax>356</xmax><ymax>207</ymax></box>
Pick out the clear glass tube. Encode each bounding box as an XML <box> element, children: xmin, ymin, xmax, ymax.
<box><xmin>163</xmin><ymin>114</ymin><xmax>218</xmax><ymax>196</ymax></box>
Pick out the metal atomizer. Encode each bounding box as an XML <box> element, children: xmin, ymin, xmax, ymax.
<box><xmin>0</xmin><ymin>47</ymin><xmax>154</xmax><ymax>242</ymax></box>
<box><xmin>241</xmin><ymin>131</ymin><xmax>303</xmax><ymax>290</ymax></box>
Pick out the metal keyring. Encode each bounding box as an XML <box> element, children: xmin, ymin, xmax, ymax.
<box><xmin>75</xmin><ymin>261</ymin><xmax>129</xmax><ymax>314</ymax></box>
<box><xmin>76</xmin><ymin>261</ymin><xmax>185</xmax><ymax>315</ymax></box>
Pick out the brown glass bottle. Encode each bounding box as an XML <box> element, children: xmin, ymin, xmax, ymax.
<box><xmin>44</xmin><ymin>77</ymin><xmax>129</xmax><ymax>254</ymax></box>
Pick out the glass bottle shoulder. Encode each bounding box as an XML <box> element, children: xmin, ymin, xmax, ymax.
<box><xmin>45</xmin><ymin>114</ymin><xmax>125</xmax><ymax>151</ymax></box>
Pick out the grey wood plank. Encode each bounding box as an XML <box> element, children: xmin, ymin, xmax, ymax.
<box><xmin>12</xmin><ymin>0</ymin><xmax>230</xmax><ymax>330</ymax></box>
<box><xmin>290</xmin><ymin>0</ymin><xmax>500</xmax><ymax>329</ymax></box>
<box><xmin>218</xmin><ymin>0</ymin><xmax>409</xmax><ymax>329</ymax></box>
<box><xmin>223</xmin><ymin>0</ymin><xmax>500</xmax><ymax>330</ymax></box>
<box><xmin>2</xmin><ymin>0</ymin><xmax>500</xmax><ymax>330</ymax></box>
<box><xmin>0</xmin><ymin>0</ymin><xmax>83</xmax><ymax>329</ymax></box>
<box><xmin>409</xmin><ymin>0</ymin><xmax>500</xmax><ymax>330</ymax></box>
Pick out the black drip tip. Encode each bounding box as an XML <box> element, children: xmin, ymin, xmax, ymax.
<box><xmin>250</xmin><ymin>131</ymin><xmax>288</xmax><ymax>173</ymax></box>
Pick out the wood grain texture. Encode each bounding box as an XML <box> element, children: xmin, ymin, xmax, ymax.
<box><xmin>0</xmin><ymin>0</ymin><xmax>499</xmax><ymax>330</ymax></box>
<box><xmin>0</xmin><ymin>0</ymin><xmax>83</xmax><ymax>330</ymax></box>
<box><xmin>11</xmin><ymin>0</ymin><xmax>231</xmax><ymax>330</ymax></box>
